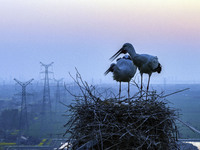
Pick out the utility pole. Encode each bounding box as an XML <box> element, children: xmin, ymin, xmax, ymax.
<box><xmin>54</xmin><ymin>78</ymin><xmax>63</xmax><ymax>113</ymax></box>
<box><xmin>14</xmin><ymin>78</ymin><xmax>34</xmax><ymax>131</ymax></box>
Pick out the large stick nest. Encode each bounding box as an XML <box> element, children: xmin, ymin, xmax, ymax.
<box><xmin>64</xmin><ymin>71</ymin><xmax>179</xmax><ymax>150</ymax></box>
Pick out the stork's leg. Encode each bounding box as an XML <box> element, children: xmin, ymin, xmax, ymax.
<box><xmin>140</xmin><ymin>73</ymin><xmax>143</xmax><ymax>97</ymax></box>
<box><xmin>146</xmin><ymin>75</ymin><xmax>151</xmax><ymax>100</ymax></box>
<box><xmin>141</xmin><ymin>73</ymin><xmax>143</xmax><ymax>91</ymax></box>
<box><xmin>119</xmin><ymin>82</ymin><xmax>121</xmax><ymax>99</ymax></box>
<box><xmin>128</xmin><ymin>82</ymin><xmax>130</xmax><ymax>98</ymax></box>
<box><xmin>147</xmin><ymin>74</ymin><xmax>151</xmax><ymax>93</ymax></box>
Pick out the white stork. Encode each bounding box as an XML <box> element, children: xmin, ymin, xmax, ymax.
<box><xmin>110</xmin><ymin>43</ymin><xmax>161</xmax><ymax>92</ymax></box>
<box><xmin>105</xmin><ymin>55</ymin><xmax>137</xmax><ymax>98</ymax></box>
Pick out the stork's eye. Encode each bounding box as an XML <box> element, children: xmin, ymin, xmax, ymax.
<box><xmin>121</xmin><ymin>49</ymin><xmax>127</xmax><ymax>54</ymax></box>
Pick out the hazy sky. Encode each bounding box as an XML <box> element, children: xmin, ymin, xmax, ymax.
<box><xmin>0</xmin><ymin>0</ymin><xmax>200</xmax><ymax>84</ymax></box>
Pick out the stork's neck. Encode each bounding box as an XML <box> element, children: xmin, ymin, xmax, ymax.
<box><xmin>128</xmin><ymin>47</ymin><xmax>137</xmax><ymax>59</ymax></box>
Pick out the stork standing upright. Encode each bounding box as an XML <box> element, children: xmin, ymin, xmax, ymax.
<box><xmin>105</xmin><ymin>55</ymin><xmax>137</xmax><ymax>98</ymax></box>
<box><xmin>110</xmin><ymin>43</ymin><xmax>161</xmax><ymax>92</ymax></box>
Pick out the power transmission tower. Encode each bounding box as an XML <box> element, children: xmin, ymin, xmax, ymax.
<box><xmin>54</xmin><ymin>78</ymin><xmax>63</xmax><ymax>112</ymax></box>
<box><xmin>40</xmin><ymin>62</ymin><xmax>54</xmax><ymax>137</ymax></box>
<box><xmin>14</xmin><ymin>78</ymin><xmax>34</xmax><ymax>131</ymax></box>
<box><xmin>40</xmin><ymin>62</ymin><xmax>54</xmax><ymax>114</ymax></box>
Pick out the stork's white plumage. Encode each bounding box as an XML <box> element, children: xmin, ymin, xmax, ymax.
<box><xmin>105</xmin><ymin>55</ymin><xmax>137</xmax><ymax>98</ymax></box>
<box><xmin>110</xmin><ymin>43</ymin><xmax>162</xmax><ymax>92</ymax></box>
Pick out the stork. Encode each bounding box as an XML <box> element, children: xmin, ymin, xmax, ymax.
<box><xmin>110</xmin><ymin>43</ymin><xmax>161</xmax><ymax>92</ymax></box>
<box><xmin>105</xmin><ymin>55</ymin><xmax>137</xmax><ymax>98</ymax></box>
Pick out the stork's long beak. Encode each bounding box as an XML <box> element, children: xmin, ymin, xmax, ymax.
<box><xmin>109</xmin><ymin>48</ymin><xmax>123</xmax><ymax>61</ymax></box>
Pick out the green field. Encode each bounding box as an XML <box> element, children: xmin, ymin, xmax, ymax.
<box><xmin>162</xmin><ymin>84</ymin><xmax>200</xmax><ymax>139</ymax></box>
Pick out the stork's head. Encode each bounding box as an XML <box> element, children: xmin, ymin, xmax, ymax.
<box><xmin>104</xmin><ymin>63</ymin><xmax>115</xmax><ymax>75</ymax></box>
<box><xmin>110</xmin><ymin>43</ymin><xmax>135</xmax><ymax>61</ymax></box>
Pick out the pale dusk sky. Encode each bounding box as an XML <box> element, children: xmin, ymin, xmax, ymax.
<box><xmin>0</xmin><ymin>0</ymin><xmax>199</xmax><ymax>84</ymax></box>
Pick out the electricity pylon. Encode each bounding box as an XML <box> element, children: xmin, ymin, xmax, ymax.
<box><xmin>54</xmin><ymin>78</ymin><xmax>63</xmax><ymax>112</ymax></box>
<box><xmin>40</xmin><ymin>62</ymin><xmax>53</xmax><ymax>137</ymax></box>
<box><xmin>14</xmin><ymin>78</ymin><xmax>34</xmax><ymax>131</ymax></box>
<box><xmin>40</xmin><ymin>62</ymin><xmax>54</xmax><ymax>114</ymax></box>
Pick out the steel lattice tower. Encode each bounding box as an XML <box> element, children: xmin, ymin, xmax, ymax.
<box><xmin>54</xmin><ymin>78</ymin><xmax>63</xmax><ymax>112</ymax></box>
<box><xmin>14</xmin><ymin>78</ymin><xmax>34</xmax><ymax>130</ymax></box>
<box><xmin>40</xmin><ymin>62</ymin><xmax>54</xmax><ymax>137</ymax></box>
<box><xmin>40</xmin><ymin>62</ymin><xmax>54</xmax><ymax>114</ymax></box>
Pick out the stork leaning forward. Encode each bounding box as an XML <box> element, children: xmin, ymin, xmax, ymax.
<box><xmin>105</xmin><ymin>55</ymin><xmax>137</xmax><ymax>99</ymax></box>
<box><xmin>110</xmin><ymin>43</ymin><xmax>162</xmax><ymax>92</ymax></box>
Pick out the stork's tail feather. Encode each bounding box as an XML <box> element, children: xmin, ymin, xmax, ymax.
<box><xmin>156</xmin><ymin>63</ymin><xmax>162</xmax><ymax>73</ymax></box>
